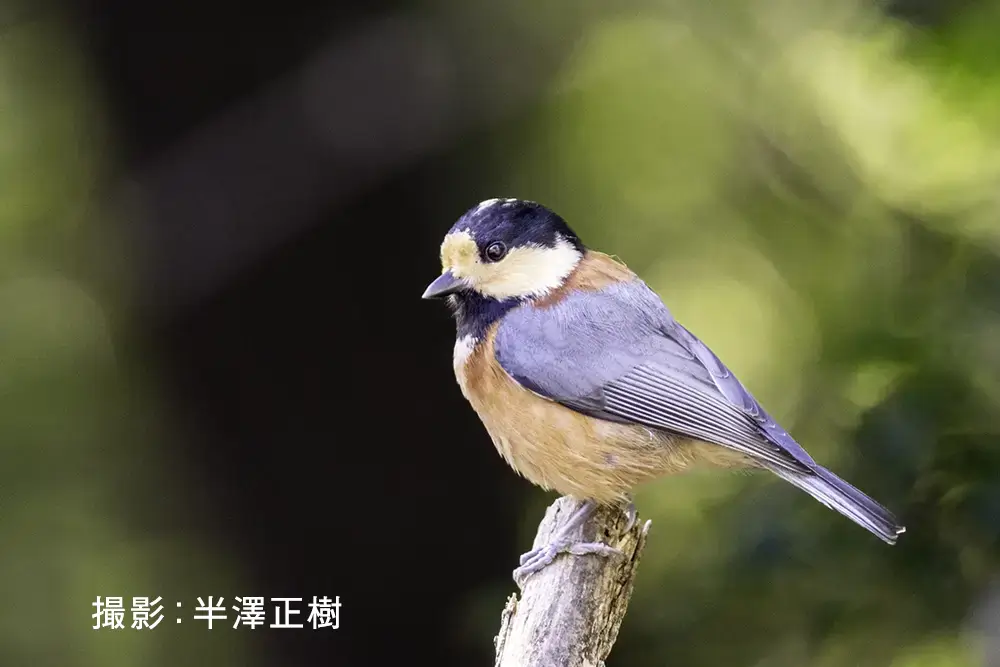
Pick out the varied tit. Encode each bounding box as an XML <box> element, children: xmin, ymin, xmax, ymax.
<box><xmin>422</xmin><ymin>198</ymin><xmax>905</xmax><ymax>585</ymax></box>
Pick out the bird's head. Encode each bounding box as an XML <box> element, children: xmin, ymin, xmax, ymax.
<box><xmin>422</xmin><ymin>198</ymin><xmax>585</xmax><ymax>303</ymax></box>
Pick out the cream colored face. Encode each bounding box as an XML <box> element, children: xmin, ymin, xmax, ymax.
<box><xmin>440</xmin><ymin>229</ymin><xmax>582</xmax><ymax>300</ymax></box>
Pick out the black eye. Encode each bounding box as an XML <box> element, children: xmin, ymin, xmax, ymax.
<box><xmin>484</xmin><ymin>241</ymin><xmax>507</xmax><ymax>262</ymax></box>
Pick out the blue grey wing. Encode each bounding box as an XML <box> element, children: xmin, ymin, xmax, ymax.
<box><xmin>592</xmin><ymin>334</ymin><xmax>904</xmax><ymax>542</ymax></box>
<box><xmin>594</xmin><ymin>363</ymin><xmax>807</xmax><ymax>471</ymax></box>
<box><xmin>493</xmin><ymin>281</ymin><xmax>810</xmax><ymax>473</ymax></box>
<box><xmin>667</xmin><ymin>322</ymin><xmax>818</xmax><ymax>468</ymax></box>
<box><xmin>495</xmin><ymin>280</ymin><xmax>905</xmax><ymax>544</ymax></box>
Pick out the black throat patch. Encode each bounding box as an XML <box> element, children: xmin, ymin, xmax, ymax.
<box><xmin>450</xmin><ymin>291</ymin><xmax>523</xmax><ymax>341</ymax></box>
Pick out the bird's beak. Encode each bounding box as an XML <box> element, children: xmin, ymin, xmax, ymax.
<box><xmin>422</xmin><ymin>270</ymin><xmax>468</xmax><ymax>299</ymax></box>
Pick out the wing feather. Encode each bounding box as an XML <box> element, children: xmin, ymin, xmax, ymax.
<box><xmin>493</xmin><ymin>276</ymin><xmax>904</xmax><ymax>544</ymax></box>
<box><xmin>494</xmin><ymin>279</ymin><xmax>808</xmax><ymax>471</ymax></box>
<box><xmin>602</xmin><ymin>365</ymin><xmax>806</xmax><ymax>471</ymax></box>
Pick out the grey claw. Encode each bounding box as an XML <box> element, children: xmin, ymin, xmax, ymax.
<box><xmin>513</xmin><ymin>545</ymin><xmax>558</xmax><ymax>586</ymax></box>
<box><xmin>622</xmin><ymin>501</ymin><xmax>638</xmax><ymax>533</ymax></box>
<box><xmin>518</xmin><ymin>546</ymin><xmax>541</xmax><ymax>567</ymax></box>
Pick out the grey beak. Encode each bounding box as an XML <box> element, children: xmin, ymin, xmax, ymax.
<box><xmin>422</xmin><ymin>270</ymin><xmax>467</xmax><ymax>299</ymax></box>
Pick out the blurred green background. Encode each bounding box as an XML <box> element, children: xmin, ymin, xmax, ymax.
<box><xmin>491</xmin><ymin>2</ymin><xmax>1000</xmax><ymax>665</ymax></box>
<box><xmin>4</xmin><ymin>0</ymin><xmax>1000</xmax><ymax>664</ymax></box>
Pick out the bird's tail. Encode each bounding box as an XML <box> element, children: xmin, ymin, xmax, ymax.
<box><xmin>767</xmin><ymin>464</ymin><xmax>905</xmax><ymax>544</ymax></box>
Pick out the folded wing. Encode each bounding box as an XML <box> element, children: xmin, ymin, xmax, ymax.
<box><xmin>494</xmin><ymin>280</ymin><xmax>811</xmax><ymax>473</ymax></box>
<box><xmin>493</xmin><ymin>278</ymin><xmax>904</xmax><ymax>544</ymax></box>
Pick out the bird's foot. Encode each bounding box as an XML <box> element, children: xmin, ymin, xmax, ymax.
<box><xmin>512</xmin><ymin>498</ymin><xmax>626</xmax><ymax>589</ymax></box>
<box><xmin>513</xmin><ymin>539</ymin><xmax>621</xmax><ymax>589</ymax></box>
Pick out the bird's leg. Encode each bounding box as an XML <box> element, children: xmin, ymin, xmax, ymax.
<box><xmin>512</xmin><ymin>499</ymin><xmax>623</xmax><ymax>589</ymax></box>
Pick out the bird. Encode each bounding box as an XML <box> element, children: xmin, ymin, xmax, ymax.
<box><xmin>422</xmin><ymin>197</ymin><xmax>905</xmax><ymax>586</ymax></box>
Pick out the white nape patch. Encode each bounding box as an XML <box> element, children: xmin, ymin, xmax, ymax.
<box><xmin>473</xmin><ymin>197</ymin><xmax>518</xmax><ymax>215</ymax></box>
<box><xmin>474</xmin><ymin>198</ymin><xmax>500</xmax><ymax>214</ymax></box>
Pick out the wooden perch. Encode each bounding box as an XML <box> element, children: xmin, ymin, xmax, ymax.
<box><xmin>494</xmin><ymin>496</ymin><xmax>651</xmax><ymax>667</ymax></box>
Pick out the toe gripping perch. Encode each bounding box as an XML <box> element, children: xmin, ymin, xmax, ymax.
<box><xmin>512</xmin><ymin>498</ymin><xmax>640</xmax><ymax>589</ymax></box>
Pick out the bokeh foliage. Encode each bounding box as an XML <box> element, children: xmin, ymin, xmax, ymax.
<box><xmin>481</xmin><ymin>0</ymin><xmax>1000</xmax><ymax>665</ymax></box>
<box><xmin>4</xmin><ymin>0</ymin><xmax>1000</xmax><ymax>665</ymax></box>
<box><xmin>0</xmin><ymin>9</ymin><xmax>252</xmax><ymax>667</ymax></box>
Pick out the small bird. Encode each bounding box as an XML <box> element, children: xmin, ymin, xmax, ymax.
<box><xmin>423</xmin><ymin>198</ymin><xmax>905</xmax><ymax>585</ymax></box>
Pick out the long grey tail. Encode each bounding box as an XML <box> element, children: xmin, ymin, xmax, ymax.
<box><xmin>767</xmin><ymin>464</ymin><xmax>905</xmax><ymax>544</ymax></box>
